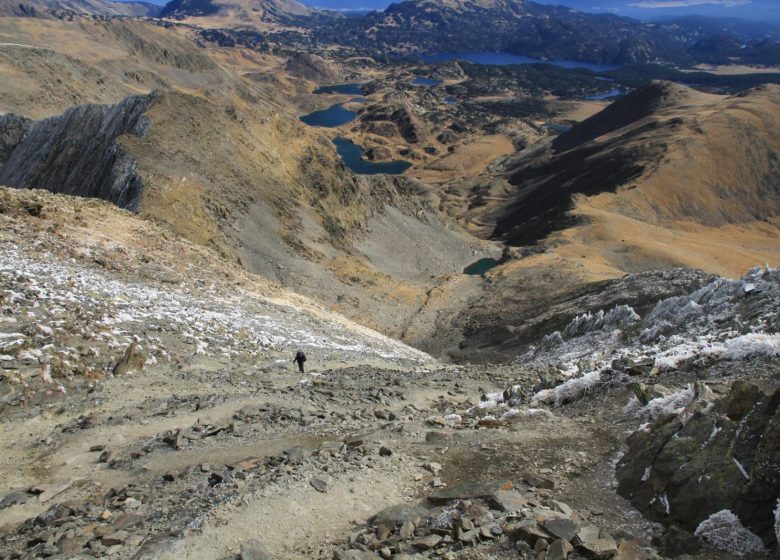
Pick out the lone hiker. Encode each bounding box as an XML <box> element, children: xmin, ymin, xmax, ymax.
<box><xmin>293</xmin><ymin>350</ymin><xmax>307</xmax><ymax>373</ymax></box>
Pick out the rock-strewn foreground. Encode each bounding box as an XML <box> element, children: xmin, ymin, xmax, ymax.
<box><xmin>0</xmin><ymin>187</ymin><xmax>777</xmax><ymax>559</ymax></box>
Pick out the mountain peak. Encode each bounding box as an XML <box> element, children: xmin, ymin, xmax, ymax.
<box><xmin>160</xmin><ymin>0</ymin><xmax>312</xmax><ymax>22</ymax></box>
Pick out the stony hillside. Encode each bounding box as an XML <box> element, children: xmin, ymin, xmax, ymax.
<box><xmin>0</xmin><ymin>188</ymin><xmax>776</xmax><ymax>560</ymax></box>
<box><xmin>0</xmin><ymin>8</ymin><xmax>777</xmax><ymax>560</ymax></box>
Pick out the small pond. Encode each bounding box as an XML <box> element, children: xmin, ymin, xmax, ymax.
<box><xmin>463</xmin><ymin>258</ymin><xmax>499</xmax><ymax>275</ymax></box>
<box><xmin>333</xmin><ymin>137</ymin><xmax>412</xmax><ymax>175</ymax></box>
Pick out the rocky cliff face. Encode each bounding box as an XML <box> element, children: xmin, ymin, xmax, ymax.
<box><xmin>0</xmin><ymin>93</ymin><xmax>155</xmax><ymax>210</ymax></box>
<box><xmin>616</xmin><ymin>381</ymin><xmax>780</xmax><ymax>556</ymax></box>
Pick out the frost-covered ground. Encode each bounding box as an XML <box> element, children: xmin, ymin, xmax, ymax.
<box><xmin>516</xmin><ymin>266</ymin><xmax>780</xmax><ymax>404</ymax></box>
<box><xmin>0</xmin><ymin>242</ymin><xmax>428</xmax><ymax>402</ymax></box>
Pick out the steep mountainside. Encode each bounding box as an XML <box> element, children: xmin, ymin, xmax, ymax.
<box><xmin>308</xmin><ymin>0</ymin><xmax>695</xmax><ymax>64</ymax></box>
<box><xmin>490</xmin><ymin>82</ymin><xmax>780</xmax><ymax>267</ymax></box>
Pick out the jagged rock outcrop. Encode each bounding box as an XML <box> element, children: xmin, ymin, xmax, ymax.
<box><xmin>616</xmin><ymin>381</ymin><xmax>780</xmax><ymax>555</ymax></box>
<box><xmin>0</xmin><ymin>114</ymin><xmax>31</xmax><ymax>166</ymax></box>
<box><xmin>536</xmin><ymin>305</ymin><xmax>639</xmax><ymax>353</ymax></box>
<box><xmin>0</xmin><ymin>93</ymin><xmax>155</xmax><ymax>210</ymax></box>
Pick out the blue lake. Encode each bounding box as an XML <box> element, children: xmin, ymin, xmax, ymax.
<box><xmin>411</xmin><ymin>77</ymin><xmax>441</xmax><ymax>86</ymax></box>
<box><xmin>418</xmin><ymin>52</ymin><xmax>621</xmax><ymax>72</ymax></box>
<box><xmin>333</xmin><ymin>137</ymin><xmax>411</xmax><ymax>175</ymax></box>
<box><xmin>300</xmin><ymin>104</ymin><xmax>356</xmax><ymax>127</ymax></box>
<box><xmin>585</xmin><ymin>88</ymin><xmax>624</xmax><ymax>101</ymax></box>
<box><xmin>313</xmin><ymin>83</ymin><xmax>367</xmax><ymax>96</ymax></box>
<box><xmin>444</xmin><ymin>96</ymin><xmax>457</xmax><ymax>104</ymax></box>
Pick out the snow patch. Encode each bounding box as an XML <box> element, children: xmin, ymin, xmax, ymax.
<box><xmin>623</xmin><ymin>387</ymin><xmax>695</xmax><ymax>422</ymax></box>
<box><xmin>732</xmin><ymin>457</ymin><xmax>750</xmax><ymax>480</ymax></box>
<box><xmin>774</xmin><ymin>499</ymin><xmax>780</xmax><ymax>545</ymax></box>
<box><xmin>532</xmin><ymin>371</ymin><xmax>601</xmax><ymax>406</ymax></box>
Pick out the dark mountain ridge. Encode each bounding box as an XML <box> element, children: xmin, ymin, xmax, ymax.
<box><xmin>306</xmin><ymin>0</ymin><xmax>699</xmax><ymax>64</ymax></box>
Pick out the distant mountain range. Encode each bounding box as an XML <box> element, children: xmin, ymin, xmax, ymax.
<box><xmin>306</xmin><ymin>0</ymin><xmax>752</xmax><ymax>65</ymax></box>
<box><xmin>295</xmin><ymin>0</ymin><xmax>780</xmax><ymax>23</ymax></box>
<box><xmin>10</xmin><ymin>0</ymin><xmax>778</xmax><ymax>66</ymax></box>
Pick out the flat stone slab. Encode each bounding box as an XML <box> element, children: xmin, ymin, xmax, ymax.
<box><xmin>490</xmin><ymin>489</ymin><xmax>529</xmax><ymax>512</ymax></box>
<box><xmin>428</xmin><ymin>480</ymin><xmax>511</xmax><ymax>503</ymax></box>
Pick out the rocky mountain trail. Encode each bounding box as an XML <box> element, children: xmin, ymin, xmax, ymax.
<box><xmin>0</xmin><ymin>188</ymin><xmax>777</xmax><ymax>559</ymax></box>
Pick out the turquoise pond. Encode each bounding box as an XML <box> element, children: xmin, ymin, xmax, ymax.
<box><xmin>299</xmin><ymin>104</ymin><xmax>357</xmax><ymax>127</ymax></box>
<box><xmin>332</xmin><ymin>137</ymin><xmax>411</xmax><ymax>175</ymax></box>
<box><xmin>463</xmin><ymin>258</ymin><xmax>499</xmax><ymax>275</ymax></box>
<box><xmin>418</xmin><ymin>52</ymin><xmax>621</xmax><ymax>73</ymax></box>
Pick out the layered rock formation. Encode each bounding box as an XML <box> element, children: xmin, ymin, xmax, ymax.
<box><xmin>0</xmin><ymin>94</ymin><xmax>155</xmax><ymax>210</ymax></box>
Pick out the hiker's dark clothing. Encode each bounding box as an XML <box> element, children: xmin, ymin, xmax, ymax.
<box><xmin>294</xmin><ymin>351</ymin><xmax>307</xmax><ymax>373</ymax></box>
